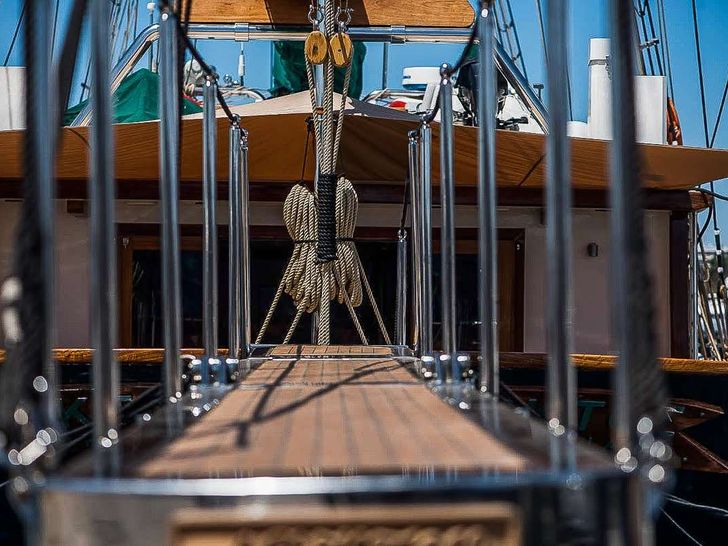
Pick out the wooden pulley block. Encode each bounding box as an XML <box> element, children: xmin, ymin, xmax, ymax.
<box><xmin>329</xmin><ymin>32</ymin><xmax>353</xmax><ymax>68</ymax></box>
<box><xmin>305</xmin><ymin>31</ymin><xmax>328</xmax><ymax>64</ymax></box>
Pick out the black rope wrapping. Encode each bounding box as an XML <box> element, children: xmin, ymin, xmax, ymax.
<box><xmin>316</xmin><ymin>173</ymin><xmax>338</xmax><ymax>263</ymax></box>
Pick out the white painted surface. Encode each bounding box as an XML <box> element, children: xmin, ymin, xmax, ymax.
<box><xmin>0</xmin><ymin>67</ymin><xmax>25</xmax><ymax>130</ymax></box>
<box><xmin>635</xmin><ymin>75</ymin><xmax>667</xmax><ymax>144</ymax></box>
<box><xmin>0</xmin><ymin>200</ymin><xmax>673</xmax><ymax>356</ymax></box>
<box><xmin>585</xmin><ymin>38</ymin><xmax>667</xmax><ymax>144</ymax></box>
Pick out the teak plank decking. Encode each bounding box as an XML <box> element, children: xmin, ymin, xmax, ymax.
<box><xmin>267</xmin><ymin>344</ymin><xmax>395</xmax><ymax>357</ymax></box>
<box><xmin>136</xmin><ymin>358</ymin><xmax>525</xmax><ymax>478</ymax></box>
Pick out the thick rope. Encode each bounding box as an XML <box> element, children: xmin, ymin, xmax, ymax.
<box><xmin>255</xmin><ymin>179</ymin><xmax>382</xmax><ymax>344</ymax></box>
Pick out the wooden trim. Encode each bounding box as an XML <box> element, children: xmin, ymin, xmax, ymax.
<box><xmin>0</xmin><ymin>182</ymin><xmax>708</xmax><ymax>211</ymax></box>
<box><xmin>669</xmin><ymin>211</ymin><xmax>690</xmax><ymax>357</ymax></box>
<box><xmin>3</xmin><ymin>349</ymin><xmax>728</xmax><ymax>375</ymax></box>
<box><xmin>185</xmin><ymin>0</ymin><xmax>476</xmax><ymax>28</ymax></box>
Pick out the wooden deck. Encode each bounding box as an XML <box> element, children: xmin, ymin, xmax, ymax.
<box><xmin>137</xmin><ymin>358</ymin><xmax>525</xmax><ymax>478</ymax></box>
<box><xmin>267</xmin><ymin>345</ymin><xmax>395</xmax><ymax>358</ymax></box>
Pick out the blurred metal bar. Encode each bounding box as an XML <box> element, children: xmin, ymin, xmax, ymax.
<box><xmin>395</xmin><ymin>230</ymin><xmax>408</xmax><ymax>345</ymax></box>
<box><xmin>73</xmin><ymin>25</ymin><xmax>548</xmax><ymax>133</ymax></box>
<box><xmin>438</xmin><ymin>65</ymin><xmax>459</xmax><ymax>382</ymax></box>
<box><xmin>419</xmin><ymin>122</ymin><xmax>434</xmax><ymax>360</ymax></box>
<box><xmin>477</xmin><ymin>2</ymin><xmax>499</xmax><ymax>397</ymax></box>
<box><xmin>610</xmin><ymin>0</ymin><xmax>667</xmax><ymax>540</ymax></box>
<box><xmin>158</xmin><ymin>7</ymin><xmax>183</xmax><ymax>402</ymax></box>
<box><xmin>545</xmin><ymin>0</ymin><xmax>576</xmax><ymax>433</ymax></box>
<box><xmin>228</xmin><ymin>118</ymin><xmax>243</xmax><ymax>360</ymax></box>
<box><xmin>89</xmin><ymin>0</ymin><xmax>120</xmax><ymax>476</ymax></box>
<box><xmin>201</xmin><ymin>75</ymin><xmax>219</xmax><ymax>384</ymax></box>
<box><xmin>240</xmin><ymin>129</ymin><xmax>252</xmax><ymax>359</ymax></box>
<box><xmin>25</xmin><ymin>0</ymin><xmax>60</xmax><ymax>443</ymax></box>
<box><xmin>408</xmin><ymin>132</ymin><xmax>422</xmax><ymax>351</ymax></box>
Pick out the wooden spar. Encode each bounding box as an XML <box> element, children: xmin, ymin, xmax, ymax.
<box><xmin>185</xmin><ymin>0</ymin><xmax>475</xmax><ymax>28</ymax></box>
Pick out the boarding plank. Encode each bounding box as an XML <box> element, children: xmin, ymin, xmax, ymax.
<box><xmin>137</xmin><ymin>358</ymin><xmax>524</xmax><ymax>478</ymax></box>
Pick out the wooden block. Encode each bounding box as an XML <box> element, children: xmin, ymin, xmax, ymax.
<box><xmin>170</xmin><ymin>503</ymin><xmax>522</xmax><ymax>546</ymax></box>
<box><xmin>329</xmin><ymin>33</ymin><xmax>353</xmax><ymax>68</ymax></box>
<box><xmin>304</xmin><ymin>31</ymin><xmax>328</xmax><ymax>65</ymax></box>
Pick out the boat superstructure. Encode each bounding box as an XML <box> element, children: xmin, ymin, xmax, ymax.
<box><xmin>2</xmin><ymin>1</ymin><xmax>728</xmax><ymax>545</ymax></box>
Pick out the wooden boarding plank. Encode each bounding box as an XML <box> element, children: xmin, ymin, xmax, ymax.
<box><xmin>137</xmin><ymin>358</ymin><xmax>524</xmax><ymax>478</ymax></box>
<box><xmin>267</xmin><ymin>345</ymin><xmax>394</xmax><ymax>358</ymax></box>
<box><xmin>186</xmin><ymin>0</ymin><xmax>475</xmax><ymax>28</ymax></box>
<box><xmin>170</xmin><ymin>503</ymin><xmax>522</xmax><ymax>546</ymax></box>
<box><xmin>245</xmin><ymin>358</ymin><xmax>418</xmax><ymax>385</ymax></box>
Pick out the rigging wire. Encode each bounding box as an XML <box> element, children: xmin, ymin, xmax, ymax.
<box><xmin>51</xmin><ymin>0</ymin><xmax>60</xmax><ymax>57</ymax></box>
<box><xmin>709</xmin><ymin>76</ymin><xmax>728</xmax><ymax>149</ymax></box>
<box><xmin>666</xmin><ymin>494</ymin><xmax>728</xmax><ymax>518</ymax></box>
<box><xmin>656</xmin><ymin>0</ymin><xmax>675</xmax><ymax>100</ymax></box>
<box><xmin>643</xmin><ymin>0</ymin><xmax>664</xmax><ymax>76</ymax></box>
<box><xmin>2</xmin><ymin>0</ymin><xmax>27</xmax><ymax>66</ymax></box>
<box><xmin>661</xmin><ymin>509</ymin><xmax>706</xmax><ymax>546</ymax></box>
<box><xmin>690</xmin><ymin>0</ymin><xmax>710</xmax><ymax>149</ymax></box>
<box><xmin>634</xmin><ymin>1</ymin><xmax>654</xmax><ymax>75</ymax></box>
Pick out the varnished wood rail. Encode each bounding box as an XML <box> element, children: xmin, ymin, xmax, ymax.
<box><xmin>2</xmin><ymin>348</ymin><xmax>728</xmax><ymax>375</ymax></box>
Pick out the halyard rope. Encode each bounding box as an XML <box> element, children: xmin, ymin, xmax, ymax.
<box><xmin>255</xmin><ymin>1</ymin><xmax>390</xmax><ymax>345</ymax></box>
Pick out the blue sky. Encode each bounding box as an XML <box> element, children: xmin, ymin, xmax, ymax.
<box><xmin>1</xmin><ymin>0</ymin><xmax>727</xmax><ymax>229</ymax></box>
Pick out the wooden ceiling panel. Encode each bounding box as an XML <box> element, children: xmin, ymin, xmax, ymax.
<box><xmin>186</xmin><ymin>0</ymin><xmax>475</xmax><ymax>28</ymax></box>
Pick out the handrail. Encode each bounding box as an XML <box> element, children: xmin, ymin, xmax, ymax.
<box><xmin>71</xmin><ymin>23</ymin><xmax>549</xmax><ymax>131</ymax></box>
<box><xmin>0</xmin><ymin>349</ymin><xmax>725</xmax><ymax>375</ymax></box>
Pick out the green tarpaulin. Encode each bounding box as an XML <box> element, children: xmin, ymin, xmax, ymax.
<box><xmin>270</xmin><ymin>41</ymin><xmax>366</xmax><ymax>99</ymax></box>
<box><xmin>63</xmin><ymin>68</ymin><xmax>203</xmax><ymax>126</ymax></box>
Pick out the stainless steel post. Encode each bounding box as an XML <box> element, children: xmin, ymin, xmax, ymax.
<box><xmin>89</xmin><ymin>0</ymin><xmax>120</xmax><ymax>476</ymax></box>
<box><xmin>408</xmin><ymin>132</ymin><xmax>422</xmax><ymax>351</ymax></box>
<box><xmin>159</xmin><ymin>7</ymin><xmax>183</xmax><ymax>402</ymax></box>
<box><xmin>382</xmin><ymin>42</ymin><xmax>390</xmax><ymax>89</ymax></box>
<box><xmin>201</xmin><ymin>75</ymin><xmax>219</xmax><ymax>384</ymax></box>
<box><xmin>228</xmin><ymin>118</ymin><xmax>243</xmax><ymax>360</ymax></box>
<box><xmin>689</xmin><ymin>212</ymin><xmax>698</xmax><ymax>358</ymax></box>
<box><xmin>477</xmin><ymin>2</ymin><xmax>499</xmax><ymax>397</ymax></box>
<box><xmin>545</xmin><ymin>0</ymin><xmax>576</xmax><ymax>433</ymax></box>
<box><xmin>419</xmin><ymin>122</ymin><xmax>434</xmax><ymax>360</ymax></box>
<box><xmin>240</xmin><ymin>129</ymin><xmax>252</xmax><ymax>358</ymax></box>
<box><xmin>438</xmin><ymin>65</ymin><xmax>459</xmax><ymax>382</ymax></box>
<box><xmin>395</xmin><ymin>229</ymin><xmax>408</xmax><ymax>346</ymax></box>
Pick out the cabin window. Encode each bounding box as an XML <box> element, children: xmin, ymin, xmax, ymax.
<box><xmin>118</xmin><ymin>226</ymin><xmax>523</xmax><ymax>351</ymax></box>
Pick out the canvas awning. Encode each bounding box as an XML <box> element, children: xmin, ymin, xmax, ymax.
<box><xmin>0</xmin><ymin>91</ymin><xmax>727</xmax><ymax>192</ymax></box>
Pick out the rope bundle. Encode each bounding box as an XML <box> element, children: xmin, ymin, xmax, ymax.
<box><xmin>256</xmin><ymin>178</ymin><xmax>375</xmax><ymax>345</ymax></box>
